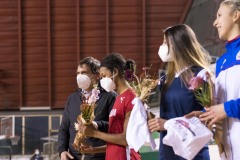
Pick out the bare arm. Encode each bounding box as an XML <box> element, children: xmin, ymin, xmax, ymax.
<box><xmin>83</xmin><ymin>111</ymin><xmax>131</xmax><ymax>146</ymax></box>
<box><xmin>148</xmin><ymin>117</ymin><xmax>167</xmax><ymax>132</ymax></box>
<box><xmin>80</xmin><ymin>145</ymin><xmax>106</xmax><ymax>154</ymax></box>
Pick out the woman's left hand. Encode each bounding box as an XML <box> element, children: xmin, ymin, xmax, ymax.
<box><xmin>148</xmin><ymin>117</ymin><xmax>167</xmax><ymax>132</ymax></box>
<box><xmin>184</xmin><ymin>111</ymin><xmax>204</xmax><ymax>119</ymax></box>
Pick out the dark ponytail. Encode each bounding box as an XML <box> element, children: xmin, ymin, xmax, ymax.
<box><xmin>100</xmin><ymin>53</ymin><xmax>135</xmax><ymax>81</ymax></box>
<box><xmin>124</xmin><ymin>59</ymin><xmax>135</xmax><ymax>82</ymax></box>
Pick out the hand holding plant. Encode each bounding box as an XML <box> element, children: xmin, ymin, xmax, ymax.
<box><xmin>188</xmin><ymin>72</ymin><xmax>225</xmax><ymax>155</ymax></box>
<box><xmin>128</xmin><ymin>65</ymin><xmax>158</xmax><ymax>103</ymax></box>
<box><xmin>73</xmin><ymin>86</ymin><xmax>100</xmax><ymax>151</ymax></box>
<box><xmin>127</xmin><ymin>64</ymin><xmax>158</xmax><ymax>119</ymax></box>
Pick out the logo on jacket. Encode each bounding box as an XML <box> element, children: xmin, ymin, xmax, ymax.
<box><xmin>120</xmin><ymin>97</ymin><xmax>125</xmax><ymax>103</ymax></box>
<box><xmin>109</xmin><ymin>109</ymin><xmax>117</xmax><ymax>117</ymax></box>
<box><xmin>221</xmin><ymin>59</ymin><xmax>226</xmax><ymax>69</ymax></box>
<box><xmin>236</xmin><ymin>50</ymin><xmax>240</xmax><ymax>60</ymax></box>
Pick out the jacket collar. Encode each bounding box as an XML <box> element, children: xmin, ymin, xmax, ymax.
<box><xmin>226</xmin><ymin>35</ymin><xmax>240</xmax><ymax>52</ymax></box>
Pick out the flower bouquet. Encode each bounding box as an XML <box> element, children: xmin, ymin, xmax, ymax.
<box><xmin>73</xmin><ymin>87</ymin><xmax>100</xmax><ymax>151</ymax></box>
<box><xmin>188</xmin><ymin>72</ymin><xmax>225</xmax><ymax>155</ymax></box>
<box><xmin>126</xmin><ymin>64</ymin><xmax>158</xmax><ymax>151</ymax></box>
<box><xmin>127</xmin><ymin>64</ymin><xmax>158</xmax><ymax>119</ymax></box>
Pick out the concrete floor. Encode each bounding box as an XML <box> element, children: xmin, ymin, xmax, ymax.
<box><xmin>0</xmin><ymin>145</ymin><xmax>220</xmax><ymax>160</ymax></box>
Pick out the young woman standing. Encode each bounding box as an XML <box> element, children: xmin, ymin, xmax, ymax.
<box><xmin>148</xmin><ymin>24</ymin><xmax>212</xmax><ymax>160</ymax></box>
<box><xmin>82</xmin><ymin>53</ymin><xmax>141</xmax><ymax>160</ymax></box>
<box><xmin>200</xmin><ymin>1</ymin><xmax>240</xmax><ymax>159</ymax></box>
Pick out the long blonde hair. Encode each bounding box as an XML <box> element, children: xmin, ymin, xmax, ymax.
<box><xmin>163</xmin><ymin>24</ymin><xmax>211</xmax><ymax>90</ymax></box>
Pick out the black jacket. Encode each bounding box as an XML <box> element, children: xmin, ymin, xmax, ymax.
<box><xmin>58</xmin><ymin>88</ymin><xmax>116</xmax><ymax>160</ymax></box>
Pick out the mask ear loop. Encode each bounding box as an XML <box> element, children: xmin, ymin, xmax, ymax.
<box><xmin>110</xmin><ymin>71</ymin><xmax>115</xmax><ymax>79</ymax></box>
<box><xmin>110</xmin><ymin>71</ymin><xmax>116</xmax><ymax>87</ymax></box>
<box><xmin>111</xmin><ymin>68</ymin><xmax>118</xmax><ymax>79</ymax></box>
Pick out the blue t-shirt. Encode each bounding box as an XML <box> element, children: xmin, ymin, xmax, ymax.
<box><xmin>159</xmin><ymin>66</ymin><xmax>210</xmax><ymax>160</ymax></box>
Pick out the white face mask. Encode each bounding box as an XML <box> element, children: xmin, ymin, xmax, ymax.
<box><xmin>76</xmin><ymin>74</ymin><xmax>91</xmax><ymax>90</ymax></box>
<box><xmin>158</xmin><ymin>45</ymin><xmax>174</xmax><ymax>62</ymax></box>
<box><xmin>100</xmin><ymin>76</ymin><xmax>116</xmax><ymax>92</ymax></box>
